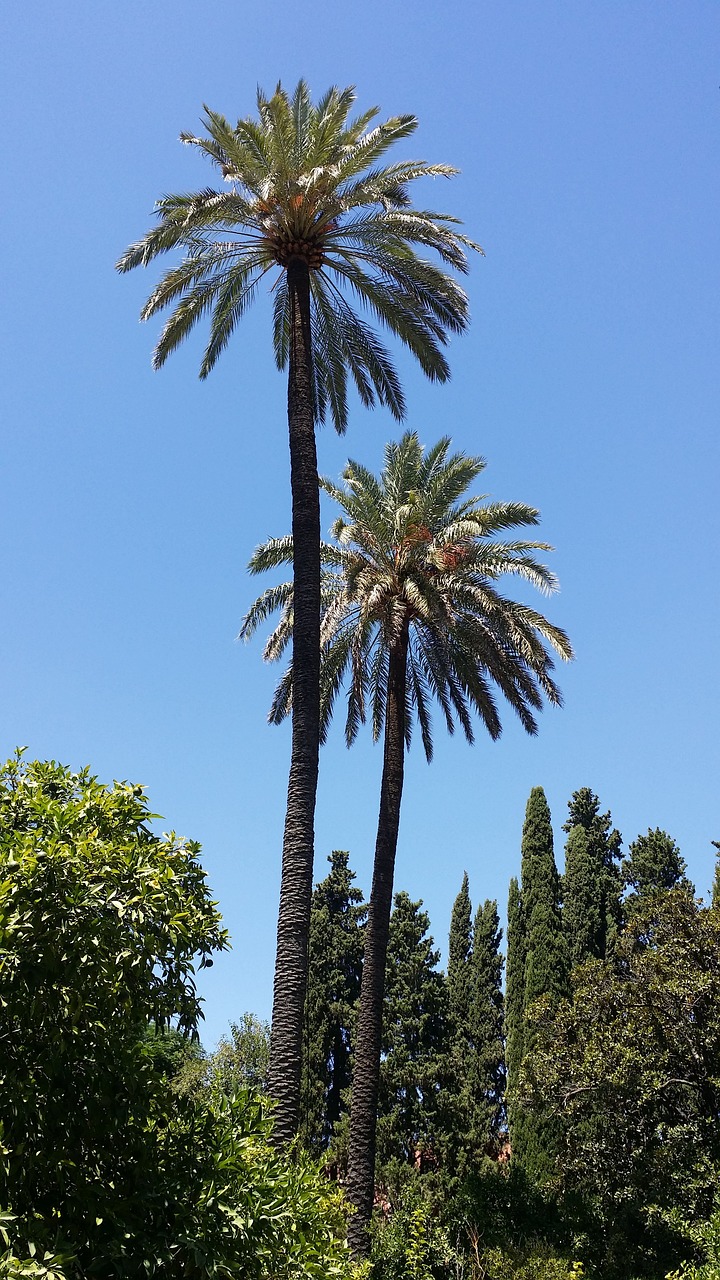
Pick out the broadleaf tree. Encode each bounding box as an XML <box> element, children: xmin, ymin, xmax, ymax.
<box><xmin>522</xmin><ymin>889</ymin><xmax>720</xmax><ymax>1279</ymax></box>
<box><xmin>0</xmin><ymin>755</ymin><xmax>358</xmax><ymax>1280</ymax></box>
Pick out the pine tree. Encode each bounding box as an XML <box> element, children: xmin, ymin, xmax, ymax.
<box><xmin>376</xmin><ymin>892</ymin><xmax>448</xmax><ymax>1174</ymax></box>
<box><xmin>470</xmin><ymin>899</ymin><xmax>506</xmax><ymax>1150</ymax></box>
<box><xmin>562</xmin><ymin>787</ymin><xmax>622</xmax><ymax>960</ymax></box>
<box><xmin>508</xmin><ymin>787</ymin><xmax>567</xmax><ymax>1181</ymax></box>
<box><xmin>621</xmin><ymin>829</ymin><xmax>693</xmax><ymax>917</ymax></box>
<box><xmin>301</xmin><ymin>851</ymin><xmax>365</xmax><ymax>1154</ymax></box>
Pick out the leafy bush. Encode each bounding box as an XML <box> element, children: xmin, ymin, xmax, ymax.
<box><xmin>0</xmin><ymin>755</ymin><xmax>356</xmax><ymax>1279</ymax></box>
<box><xmin>476</xmin><ymin>1245</ymin><xmax>584</xmax><ymax>1280</ymax></box>
<box><xmin>666</xmin><ymin>1199</ymin><xmax>720</xmax><ymax>1279</ymax></box>
<box><xmin>370</xmin><ymin>1182</ymin><xmax>460</xmax><ymax>1280</ymax></box>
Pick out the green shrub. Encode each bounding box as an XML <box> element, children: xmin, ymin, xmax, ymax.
<box><xmin>476</xmin><ymin>1245</ymin><xmax>584</xmax><ymax>1280</ymax></box>
<box><xmin>0</xmin><ymin>756</ymin><xmax>356</xmax><ymax>1279</ymax></box>
<box><xmin>370</xmin><ymin>1183</ymin><xmax>460</xmax><ymax>1280</ymax></box>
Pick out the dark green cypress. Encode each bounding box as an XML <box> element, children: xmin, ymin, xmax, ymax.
<box><xmin>562</xmin><ymin>787</ymin><xmax>622</xmax><ymax>959</ymax></box>
<box><xmin>447</xmin><ymin>872</ymin><xmax>473</xmax><ymax>1032</ymax></box>
<box><xmin>509</xmin><ymin>787</ymin><xmax>567</xmax><ymax>1180</ymax></box>
<box><xmin>522</xmin><ymin>787</ymin><xmax>567</xmax><ymax>1010</ymax></box>
<box><xmin>441</xmin><ymin>881</ymin><xmax>506</xmax><ymax>1177</ymax></box>
<box><xmin>563</xmin><ymin>824</ymin><xmax>603</xmax><ymax>968</ymax></box>
<box><xmin>504</xmin><ymin>875</ymin><xmax>525</xmax><ymax>1104</ymax></box>
<box><xmin>470</xmin><ymin>898</ymin><xmax>506</xmax><ymax>1150</ymax></box>
<box><xmin>301</xmin><ymin>850</ymin><xmax>365</xmax><ymax>1154</ymax></box>
<box><xmin>376</xmin><ymin>892</ymin><xmax>448</xmax><ymax>1173</ymax></box>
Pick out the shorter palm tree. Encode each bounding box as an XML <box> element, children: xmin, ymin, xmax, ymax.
<box><xmin>241</xmin><ymin>431</ymin><xmax>573</xmax><ymax>1254</ymax></box>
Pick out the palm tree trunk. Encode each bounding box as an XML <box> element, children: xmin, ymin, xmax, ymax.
<box><xmin>346</xmin><ymin>625</ymin><xmax>408</xmax><ymax>1258</ymax></box>
<box><xmin>268</xmin><ymin>256</ymin><xmax>321</xmax><ymax>1146</ymax></box>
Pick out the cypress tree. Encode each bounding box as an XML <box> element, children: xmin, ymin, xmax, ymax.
<box><xmin>562</xmin><ymin>787</ymin><xmax>622</xmax><ymax>959</ymax></box>
<box><xmin>563</xmin><ymin>824</ymin><xmax>603</xmax><ymax>968</ymax></box>
<box><xmin>712</xmin><ymin>842</ymin><xmax>720</xmax><ymax>907</ymax></box>
<box><xmin>509</xmin><ymin>787</ymin><xmax>567</xmax><ymax>1180</ymax></box>
<box><xmin>522</xmin><ymin>787</ymin><xmax>567</xmax><ymax>1010</ymax></box>
<box><xmin>470</xmin><ymin>898</ymin><xmax>506</xmax><ymax>1150</ymax></box>
<box><xmin>376</xmin><ymin>892</ymin><xmax>448</xmax><ymax>1173</ymax></box>
<box><xmin>447</xmin><ymin>872</ymin><xmax>473</xmax><ymax>1032</ymax></box>
<box><xmin>504</xmin><ymin>875</ymin><xmax>525</xmax><ymax>1105</ymax></box>
<box><xmin>301</xmin><ymin>850</ymin><xmax>365</xmax><ymax>1154</ymax></box>
<box><xmin>441</xmin><ymin>881</ymin><xmax>506</xmax><ymax>1177</ymax></box>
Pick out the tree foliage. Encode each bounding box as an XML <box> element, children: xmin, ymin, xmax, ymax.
<box><xmin>621</xmin><ymin>827</ymin><xmax>693</xmax><ymax>917</ymax></box>
<box><xmin>0</xmin><ymin>755</ymin><xmax>354</xmax><ymax>1280</ymax></box>
<box><xmin>470</xmin><ymin>898</ymin><xmax>506</xmax><ymax>1149</ymax></box>
<box><xmin>508</xmin><ymin>788</ymin><xmax>567</xmax><ymax>1181</ymax></box>
<box><xmin>442</xmin><ymin>885</ymin><xmax>505</xmax><ymax>1179</ymax></box>
<box><xmin>117</xmin><ymin>81</ymin><xmax>481</xmax><ymax>421</ymax></box>
<box><xmin>301</xmin><ymin>851</ymin><xmax>365</xmax><ymax>1155</ymax></box>
<box><xmin>206</xmin><ymin>1014</ymin><xmax>271</xmax><ymax>1096</ymax></box>
<box><xmin>243</xmin><ymin>432</ymin><xmax>573</xmax><ymax>751</ymax></box>
<box><xmin>376</xmin><ymin>893</ymin><xmax>448</xmax><ymax>1174</ymax></box>
<box><xmin>523</xmin><ymin>889</ymin><xmax>720</xmax><ymax>1278</ymax></box>
<box><xmin>505</xmin><ymin>875</ymin><xmax>526</xmax><ymax>1100</ymax></box>
<box><xmin>447</xmin><ymin>873</ymin><xmax>472</xmax><ymax>1032</ymax></box>
<box><xmin>562</xmin><ymin>788</ymin><xmax>622</xmax><ymax>962</ymax></box>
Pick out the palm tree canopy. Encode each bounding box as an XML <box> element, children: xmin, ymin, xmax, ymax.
<box><xmin>241</xmin><ymin>432</ymin><xmax>574</xmax><ymax>758</ymax></box>
<box><xmin>117</xmin><ymin>81</ymin><xmax>482</xmax><ymax>430</ymax></box>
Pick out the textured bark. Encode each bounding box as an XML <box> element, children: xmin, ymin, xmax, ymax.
<box><xmin>346</xmin><ymin>627</ymin><xmax>408</xmax><ymax>1258</ymax></box>
<box><xmin>267</xmin><ymin>257</ymin><xmax>321</xmax><ymax>1146</ymax></box>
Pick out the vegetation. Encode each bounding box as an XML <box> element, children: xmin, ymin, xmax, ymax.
<box><xmin>6</xmin><ymin>72</ymin><xmax>712</xmax><ymax>1280</ymax></box>
<box><xmin>118</xmin><ymin>81</ymin><xmax>480</xmax><ymax>1142</ymax></box>
<box><xmin>300</xmin><ymin>851</ymin><xmax>365</xmax><ymax>1155</ymax></box>
<box><xmin>3</xmin><ymin>745</ymin><xmax>716</xmax><ymax>1279</ymax></box>
<box><xmin>0</xmin><ymin>755</ymin><xmax>353</xmax><ymax>1280</ymax></box>
<box><xmin>506</xmin><ymin>787</ymin><xmax>567</xmax><ymax>1180</ymax></box>
<box><xmin>243</xmin><ymin>429</ymin><xmax>572</xmax><ymax>1251</ymax></box>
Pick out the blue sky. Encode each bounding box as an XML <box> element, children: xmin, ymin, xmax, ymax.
<box><xmin>3</xmin><ymin>2</ymin><xmax>719</xmax><ymax>1048</ymax></box>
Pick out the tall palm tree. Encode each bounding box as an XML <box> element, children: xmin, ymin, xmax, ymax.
<box><xmin>117</xmin><ymin>82</ymin><xmax>481</xmax><ymax>1143</ymax></box>
<box><xmin>241</xmin><ymin>431</ymin><xmax>574</xmax><ymax>1251</ymax></box>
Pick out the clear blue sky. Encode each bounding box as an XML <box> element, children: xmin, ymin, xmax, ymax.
<box><xmin>3</xmin><ymin>2</ymin><xmax>719</xmax><ymax>1048</ymax></box>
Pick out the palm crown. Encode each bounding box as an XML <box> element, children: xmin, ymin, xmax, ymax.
<box><xmin>242</xmin><ymin>432</ymin><xmax>573</xmax><ymax>754</ymax></box>
<box><xmin>117</xmin><ymin>81</ymin><xmax>482</xmax><ymax>430</ymax></box>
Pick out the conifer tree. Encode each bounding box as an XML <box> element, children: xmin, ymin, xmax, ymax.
<box><xmin>470</xmin><ymin>898</ymin><xmax>506</xmax><ymax>1149</ymax></box>
<box><xmin>621</xmin><ymin>829</ymin><xmax>693</xmax><ymax>917</ymax></box>
<box><xmin>504</xmin><ymin>876</ymin><xmax>525</xmax><ymax>1105</ymax></box>
<box><xmin>447</xmin><ymin>873</ymin><xmax>473</xmax><ymax>1032</ymax></box>
<box><xmin>376</xmin><ymin>892</ymin><xmax>448</xmax><ymax>1173</ymax></box>
<box><xmin>562</xmin><ymin>787</ymin><xmax>622</xmax><ymax>961</ymax></box>
<box><xmin>442</xmin><ymin>878</ymin><xmax>505</xmax><ymax>1176</ymax></box>
<box><xmin>712</xmin><ymin>842</ymin><xmax>720</xmax><ymax>907</ymax></box>
<box><xmin>522</xmin><ymin>788</ymin><xmax>567</xmax><ymax>1010</ymax></box>
<box><xmin>301</xmin><ymin>851</ymin><xmax>365</xmax><ymax>1154</ymax></box>
<box><xmin>508</xmin><ymin>787</ymin><xmax>567</xmax><ymax>1180</ymax></box>
<box><xmin>563</xmin><ymin>825</ymin><xmax>603</xmax><ymax>969</ymax></box>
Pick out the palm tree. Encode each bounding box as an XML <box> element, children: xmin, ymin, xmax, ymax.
<box><xmin>117</xmin><ymin>82</ymin><xmax>481</xmax><ymax>1143</ymax></box>
<box><xmin>241</xmin><ymin>431</ymin><xmax>574</xmax><ymax>1251</ymax></box>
